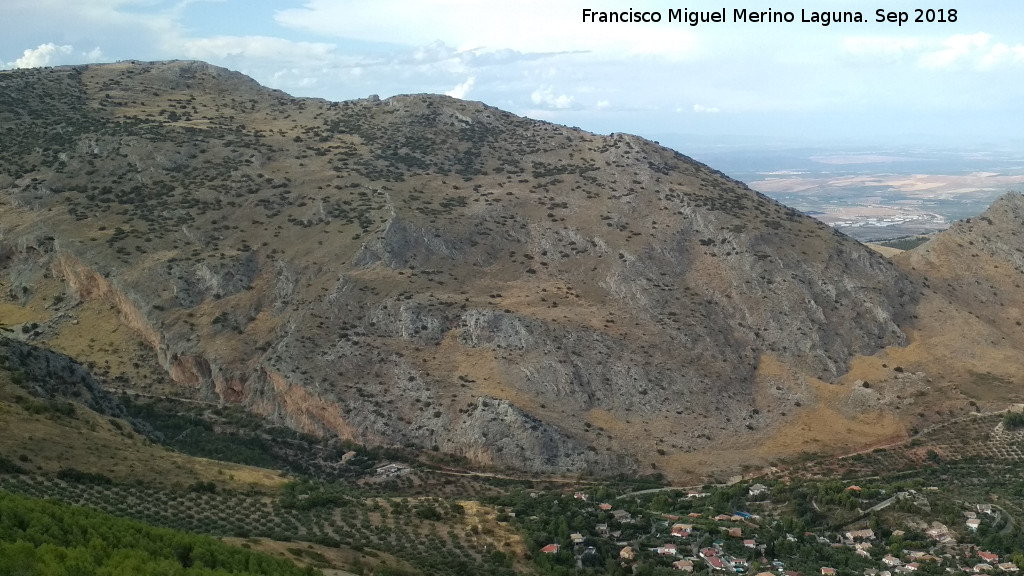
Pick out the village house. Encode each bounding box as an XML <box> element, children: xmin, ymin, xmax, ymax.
<box><xmin>598</xmin><ymin>502</ymin><xmax>613</xmax><ymax>511</ymax></box>
<box><xmin>672</xmin><ymin>523</ymin><xmax>693</xmax><ymax>538</ymax></box>
<box><xmin>619</xmin><ymin>546</ymin><xmax>635</xmax><ymax>561</ymax></box>
<box><xmin>374</xmin><ymin>463</ymin><xmax>410</xmax><ymax>477</ymax></box>
<box><xmin>744</xmin><ymin>539</ymin><xmax>757</xmax><ymax>548</ymax></box>
<box><xmin>846</xmin><ymin>528</ymin><xmax>875</xmax><ymax>541</ymax></box>
<box><xmin>727</xmin><ymin>527</ymin><xmax>743</xmax><ymax>538</ymax></box>
<box><xmin>977</xmin><ymin>551</ymin><xmax>999</xmax><ymax>564</ymax></box>
<box><xmin>997</xmin><ymin>563</ymin><xmax>1019</xmax><ymax>573</ymax></box>
<box><xmin>883</xmin><ymin>555</ymin><xmax>903</xmax><ymax>567</ymax></box>
<box><xmin>906</xmin><ymin>551</ymin><xmax>927</xmax><ymax>560</ymax></box>
<box><xmin>611</xmin><ymin>509</ymin><xmax>633</xmax><ymax>523</ymax></box>
<box><xmin>925</xmin><ymin>525</ymin><xmax>952</xmax><ymax>543</ymax></box>
<box><xmin>574</xmin><ymin>492</ymin><xmax>589</xmax><ymax>501</ymax></box>
<box><xmin>749</xmin><ymin>483</ymin><xmax>769</xmax><ymax>496</ymax></box>
<box><xmin>654</xmin><ymin>543</ymin><xmax>678</xmax><ymax>556</ymax></box>
<box><xmin>540</xmin><ymin>543</ymin><xmax>560</xmax><ymax>554</ymax></box>
<box><xmin>595</xmin><ymin>523</ymin><xmax>609</xmax><ymax>536</ymax></box>
<box><xmin>341</xmin><ymin>450</ymin><xmax>357</xmax><ymax>463</ymax></box>
<box><xmin>674</xmin><ymin>559</ymin><xmax>695</xmax><ymax>572</ymax></box>
<box><xmin>707</xmin><ymin>557</ymin><xmax>728</xmax><ymax>571</ymax></box>
<box><xmin>972</xmin><ymin>564</ymin><xmax>993</xmax><ymax>573</ymax></box>
<box><xmin>966</xmin><ymin>518</ymin><xmax>982</xmax><ymax>531</ymax></box>
<box><xmin>821</xmin><ymin>568</ymin><xmax>837</xmax><ymax>576</ymax></box>
<box><xmin>570</xmin><ymin>532</ymin><xmax>585</xmax><ymax>545</ymax></box>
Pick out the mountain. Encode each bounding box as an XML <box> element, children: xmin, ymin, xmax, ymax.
<box><xmin>0</xmin><ymin>60</ymin><xmax>984</xmax><ymax>479</ymax></box>
<box><xmin>888</xmin><ymin>193</ymin><xmax>1024</xmax><ymax>407</ymax></box>
<box><xmin>896</xmin><ymin>192</ymin><xmax>1024</xmax><ymax>338</ymax></box>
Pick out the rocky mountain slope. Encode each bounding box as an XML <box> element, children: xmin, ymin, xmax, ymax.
<box><xmin>885</xmin><ymin>193</ymin><xmax>1024</xmax><ymax>407</ymax></box>
<box><xmin>0</xmin><ymin>60</ymin><xmax>983</xmax><ymax>478</ymax></box>
<box><xmin>896</xmin><ymin>193</ymin><xmax>1024</xmax><ymax>340</ymax></box>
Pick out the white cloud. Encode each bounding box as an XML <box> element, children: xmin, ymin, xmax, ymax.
<box><xmin>692</xmin><ymin>104</ymin><xmax>719</xmax><ymax>114</ymax></box>
<box><xmin>522</xmin><ymin>108</ymin><xmax>560</xmax><ymax>121</ymax></box>
<box><xmin>181</xmin><ymin>36</ymin><xmax>337</xmax><ymax>63</ymax></box>
<box><xmin>2</xmin><ymin>42</ymin><xmax>105</xmax><ymax>70</ymax></box>
<box><xmin>446</xmin><ymin>76</ymin><xmax>474</xmax><ymax>99</ymax></box>
<box><xmin>83</xmin><ymin>47</ymin><xmax>104</xmax><ymax>62</ymax></box>
<box><xmin>912</xmin><ymin>33</ymin><xmax>1024</xmax><ymax>71</ymax></box>
<box><xmin>530</xmin><ymin>86</ymin><xmax>574</xmax><ymax>109</ymax></box>
<box><xmin>919</xmin><ymin>33</ymin><xmax>990</xmax><ymax>69</ymax></box>
<box><xmin>977</xmin><ymin>42</ymin><xmax>1024</xmax><ymax>70</ymax></box>
<box><xmin>274</xmin><ymin>0</ymin><xmax>700</xmax><ymax>58</ymax></box>
<box><xmin>842</xmin><ymin>37</ymin><xmax>922</xmax><ymax>63</ymax></box>
<box><xmin>841</xmin><ymin>33</ymin><xmax>1024</xmax><ymax>72</ymax></box>
<box><xmin>11</xmin><ymin>42</ymin><xmax>72</xmax><ymax>68</ymax></box>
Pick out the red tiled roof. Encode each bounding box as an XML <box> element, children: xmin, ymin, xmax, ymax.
<box><xmin>540</xmin><ymin>544</ymin><xmax>560</xmax><ymax>554</ymax></box>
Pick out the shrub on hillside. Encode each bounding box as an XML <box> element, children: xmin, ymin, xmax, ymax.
<box><xmin>1003</xmin><ymin>411</ymin><xmax>1024</xmax><ymax>430</ymax></box>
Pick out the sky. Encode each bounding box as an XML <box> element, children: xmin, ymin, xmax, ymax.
<box><xmin>2</xmin><ymin>0</ymin><xmax>1023</xmax><ymax>151</ymax></box>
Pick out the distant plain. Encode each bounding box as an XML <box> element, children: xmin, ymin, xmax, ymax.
<box><xmin>680</xmin><ymin>142</ymin><xmax>1024</xmax><ymax>241</ymax></box>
